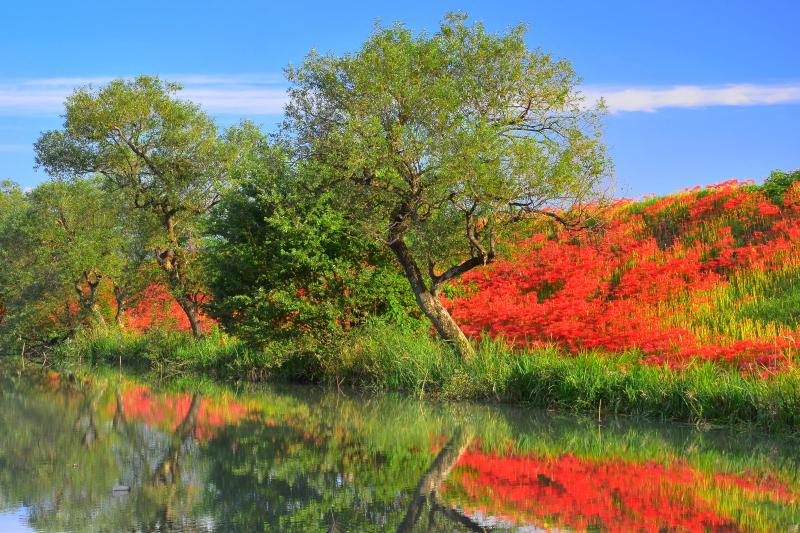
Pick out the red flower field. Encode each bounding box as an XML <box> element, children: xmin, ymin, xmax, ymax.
<box><xmin>446</xmin><ymin>180</ymin><xmax>800</xmax><ymax>372</ymax></box>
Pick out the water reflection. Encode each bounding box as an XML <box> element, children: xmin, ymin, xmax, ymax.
<box><xmin>0</xmin><ymin>367</ymin><xmax>797</xmax><ymax>532</ymax></box>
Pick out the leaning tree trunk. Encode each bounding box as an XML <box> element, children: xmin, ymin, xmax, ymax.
<box><xmin>175</xmin><ymin>296</ymin><xmax>204</xmax><ymax>339</ymax></box>
<box><xmin>389</xmin><ymin>239</ymin><xmax>475</xmax><ymax>360</ymax></box>
<box><xmin>415</xmin><ymin>290</ymin><xmax>475</xmax><ymax>360</ymax></box>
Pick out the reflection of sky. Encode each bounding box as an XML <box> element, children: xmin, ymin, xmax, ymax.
<box><xmin>464</xmin><ymin>508</ymin><xmax>573</xmax><ymax>533</ymax></box>
<box><xmin>0</xmin><ymin>507</ymin><xmax>32</xmax><ymax>532</ymax></box>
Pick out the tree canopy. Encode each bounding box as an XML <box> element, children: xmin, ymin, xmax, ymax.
<box><xmin>284</xmin><ymin>14</ymin><xmax>613</xmax><ymax>358</ymax></box>
<box><xmin>204</xmin><ymin>125</ymin><xmax>417</xmax><ymax>351</ymax></box>
<box><xmin>35</xmin><ymin>76</ymin><xmax>237</xmax><ymax>336</ymax></box>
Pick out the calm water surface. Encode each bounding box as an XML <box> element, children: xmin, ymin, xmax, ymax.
<box><xmin>0</xmin><ymin>367</ymin><xmax>797</xmax><ymax>532</ymax></box>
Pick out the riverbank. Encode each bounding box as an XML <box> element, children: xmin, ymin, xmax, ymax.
<box><xmin>27</xmin><ymin>323</ymin><xmax>800</xmax><ymax>434</ymax></box>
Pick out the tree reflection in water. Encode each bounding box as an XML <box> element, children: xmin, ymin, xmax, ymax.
<box><xmin>0</xmin><ymin>368</ymin><xmax>797</xmax><ymax>532</ymax></box>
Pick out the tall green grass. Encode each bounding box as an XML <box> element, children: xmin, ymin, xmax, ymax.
<box><xmin>334</xmin><ymin>322</ymin><xmax>800</xmax><ymax>431</ymax></box>
<box><xmin>44</xmin><ymin>322</ymin><xmax>800</xmax><ymax>433</ymax></box>
<box><xmin>664</xmin><ymin>265</ymin><xmax>800</xmax><ymax>345</ymax></box>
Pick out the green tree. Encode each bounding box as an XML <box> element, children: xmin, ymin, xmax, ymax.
<box><xmin>0</xmin><ymin>180</ymin><xmax>27</xmax><ymax>330</ymax></box>
<box><xmin>27</xmin><ymin>178</ymin><xmax>123</xmax><ymax>327</ymax></box>
<box><xmin>284</xmin><ymin>14</ymin><xmax>612</xmax><ymax>359</ymax></box>
<box><xmin>35</xmin><ymin>76</ymin><xmax>236</xmax><ymax>337</ymax></box>
<box><xmin>205</xmin><ymin>124</ymin><xmax>416</xmax><ymax>350</ymax></box>
<box><xmin>0</xmin><ymin>178</ymin><xmax>124</xmax><ymax>348</ymax></box>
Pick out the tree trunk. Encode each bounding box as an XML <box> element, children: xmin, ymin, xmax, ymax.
<box><xmin>157</xmin><ymin>214</ymin><xmax>204</xmax><ymax>338</ymax></box>
<box><xmin>389</xmin><ymin>239</ymin><xmax>475</xmax><ymax>360</ymax></box>
<box><xmin>113</xmin><ymin>286</ymin><xmax>126</xmax><ymax>328</ymax></box>
<box><xmin>176</xmin><ymin>297</ymin><xmax>204</xmax><ymax>338</ymax></box>
<box><xmin>75</xmin><ymin>280</ymin><xmax>107</xmax><ymax>329</ymax></box>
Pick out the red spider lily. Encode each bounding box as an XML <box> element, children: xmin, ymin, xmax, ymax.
<box><xmin>446</xmin><ymin>180</ymin><xmax>800</xmax><ymax>372</ymax></box>
<box><xmin>124</xmin><ymin>284</ymin><xmax>216</xmax><ymax>333</ymax></box>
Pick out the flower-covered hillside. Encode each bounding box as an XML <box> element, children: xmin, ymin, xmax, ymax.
<box><xmin>447</xmin><ymin>179</ymin><xmax>800</xmax><ymax>372</ymax></box>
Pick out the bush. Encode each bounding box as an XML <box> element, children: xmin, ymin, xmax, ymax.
<box><xmin>761</xmin><ymin>168</ymin><xmax>800</xmax><ymax>203</ymax></box>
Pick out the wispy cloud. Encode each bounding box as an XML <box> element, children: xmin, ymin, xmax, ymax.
<box><xmin>584</xmin><ymin>83</ymin><xmax>800</xmax><ymax>113</ymax></box>
<box><xmin>0</xmin><ymin>143</ymin><xmax>29</xmax><ymax>152</ymax></box>
<box><xmin>0</xmin><ymin>74</ymin><xmax>289</xmax><ymax>116</ymax></box>
<box><xmin>2</xmin><ymin>76</ymin><xmax>800</xmax><ymax>116</ymax></box>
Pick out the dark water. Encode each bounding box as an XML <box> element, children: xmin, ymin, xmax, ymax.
<box><xmin>0</xmin><ymin>368</ymin><xmax>797</xmax><ymax>532</ymax></box>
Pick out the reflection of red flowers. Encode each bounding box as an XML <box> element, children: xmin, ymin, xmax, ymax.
<box><xmin>446</xmin><ymin>180</ymin><xmax>800</xmax><ymax>372</ymax></box>
<box><xmin>442</xmin><ymin>450</ymin><xmax>796</xmax><ymax>532</ymax></box>
<box><xmin>124</xmin><ymin>285</ymin><xmax>216</xmax><ymax>333</ymax></box>
<box><xmin>113</xmin><ymin>384</ymin><xmax>251</xmax><ymax>441</ymax></box>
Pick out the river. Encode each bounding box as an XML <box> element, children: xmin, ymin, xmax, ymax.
<box><xmin>0</xmin><ymin>367</ymin><xmax>797</xmax><ymax>532</ymax></box>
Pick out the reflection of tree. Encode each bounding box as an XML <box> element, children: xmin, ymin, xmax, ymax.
<box><xmin>0</xmin><ymin>376</ymin><xmax>210</xmax><ymax>532</ymax></box>
<box><xmin>75</xmin><ymin>381</ymin><xmax>106</xmax><ymax>448</ymax></box>
<box><xmin>398</xmin><ymin>427</ymin><xmax>487</xmax><ymax>533</ymax></box>
<box><xmin>153</xmin><ymin>393</ymin><xmax>201</xmax><ymax>486</ymax></box>
<box><xmin>200</xmin><ymin>411</ymin><xmax>431</xmax><ymax>532</ymax></box>
<box><xmin>112</xmin><ymin>388</ymin><xmax>208</xmax><ymax>532</ymax></box>
<box><xmin>0</xmin><ymin>375</ymin><xmax>120</xmax><ymax>530</ymax></box>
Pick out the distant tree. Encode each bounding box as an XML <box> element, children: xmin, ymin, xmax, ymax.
<box><xmin>0</xmin><ymin>178</ymin><xmax>125</xmax><ymax>347</ymax></box>
<box><xmin>205</xmin><ymin>124</ymin><xmax>416</xmax><ymax>350</ymax></box>
<box><xmin>285</xmin><ymin>14</ymin><xmax>612</xmax><ymax>359</ymax></box>
<box><xmin>762</xmin><ymin>168</ymin><xmax>800</xmax><ymax>203</ymax></box>
<box><xmin>35</xmin><ymin>76</ymin><xmax>236</xmax><ymax>337</ymax></box>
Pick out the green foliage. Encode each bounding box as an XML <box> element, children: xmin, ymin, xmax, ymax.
<box><xmin>762</xmin><ymin>168</ymin><xmax>800</xmax><ymax>203</ymax></box>
<box><xmin>204</xmin><ymin>125</ymin><xmax>419</xmax><ymax>349</ymax></box>
<box><xmin>284</xmin><ymin>13</ymin><xmax>612</xmax><ymax>355</ymax></box>
<box><xmin>35</xmin><ymin>76</ymin><xmax>238</xmax><ymax>335</ymax></box>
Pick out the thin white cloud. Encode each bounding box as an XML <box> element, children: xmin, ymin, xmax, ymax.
<box><xmin>1</xmin><ymin>76</ymin><xmax>800</xmax><ymax>116</ymax></box>
<box><xmin>0</xmin><ymin>143</ymin><xmax>29</xmax><ymax>152</ymax></box>
<box><xmin>584</xmin><ymin>83</ymin><xmax>800</xmax><ymax>113</ymax></box>
<box><xmin>0</xmin><ymin>74</ymin><xmax>289</xmax><ymax>116</ymax></box>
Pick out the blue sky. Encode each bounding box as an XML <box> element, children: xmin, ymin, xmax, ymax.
<box><xmin>1</xmin><ymin>0</ymin><xmax>798</xmax><ymax>195</ymax></box>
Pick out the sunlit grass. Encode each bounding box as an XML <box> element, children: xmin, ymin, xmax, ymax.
<box><xmin>665</xmin><ymin>265</ymin><xmax>800</xmax><ymax>348</ymax></box>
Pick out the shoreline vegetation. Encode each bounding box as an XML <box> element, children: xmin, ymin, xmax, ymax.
<box><xmin>1</xmin><ymin>15</ymin><xmax>799</xmax><ymax>435</ymax></box>
<box><xmin>24</xmin><ymin>323</ymin><xmax>800</xmax><ymax>434</ymax></box>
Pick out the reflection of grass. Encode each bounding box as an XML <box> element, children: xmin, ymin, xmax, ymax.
<box><xmin>331</xmin><ymin>321</ymin><xmax>800</xmax><ymax>432</ymax></box>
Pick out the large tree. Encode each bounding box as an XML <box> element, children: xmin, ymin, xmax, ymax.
<box><xmin>0</xmin><ymin>181</ymin><xmax>27</xmax><ymax>330</ymax></box>
<box><xmin>284</xmin><ymin>14</ymin><xmax>612</xmax><ymax>359</ymax></box>
<box><xmin>35</xmin><ymin>76</ymin><xmax>235</xmax><ymax>337</ymax></box>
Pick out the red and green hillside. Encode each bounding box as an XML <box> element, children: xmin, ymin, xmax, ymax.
<box><xmin>446</xmin><ymin>180</ymin><xmax>800</xmax><ymax>373</ymax></box>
